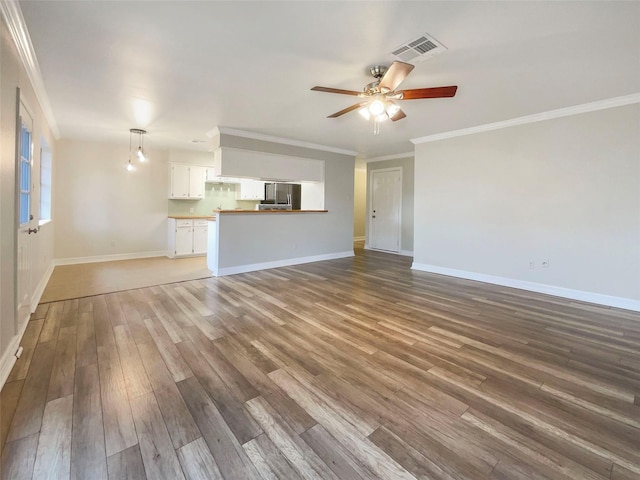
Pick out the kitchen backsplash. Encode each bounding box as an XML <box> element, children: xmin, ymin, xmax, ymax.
<box><xmin>168</xmin><ymin>182</ymin><xmax>259</xmax><ymax>216</ymax></box>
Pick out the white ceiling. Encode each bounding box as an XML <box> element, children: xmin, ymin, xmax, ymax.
<box><xmin>18</xmin><ymin>1</ymin><xmax>640</xmax><ymax>158</ymax></box>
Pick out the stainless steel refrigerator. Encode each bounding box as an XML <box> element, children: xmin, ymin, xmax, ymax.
<box><xmin>263</xmin><ymin>183</ymin><xmax>302</xmax><ymax>210</ymax></box>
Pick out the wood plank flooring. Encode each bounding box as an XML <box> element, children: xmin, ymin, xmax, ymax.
<box><xmin>1</xmin><ymin>249</ymin><xmax>639</xmax><ymax>479</ymax></box>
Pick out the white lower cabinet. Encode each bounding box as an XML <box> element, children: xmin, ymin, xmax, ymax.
<box><xmin>174</xmin><ymin>223</ymin><xmax>193</xmax><ymax>256</ymax></box>
<box><xmin>192</xmin><ymin>221</ymin><xmax>208</xmax><ymax>254</ymax></box>
<box><xmin>168</xmin><ymin>218</ymin><xmax>209</xmax><ymax>257</ymax></box>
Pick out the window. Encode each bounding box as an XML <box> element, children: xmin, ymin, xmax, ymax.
<box><xmin>40</xmin><ymin>139</ymin><xmax>52</xmax><ymax>222</ymax></box>
<box><xmin>19</xmin><ymin>124</ymin><xmax>32</xmax><ymax>226</ymax></box>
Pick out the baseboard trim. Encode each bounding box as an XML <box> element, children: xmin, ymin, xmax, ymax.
<box><xmin>0</xmin><ymin>319</ymin><xmax>29</xmax><ymax>391</ymax></box>
<box><xmin>2</xmin><ymin>260</ymin><xmax>56</xmax><ymax>390</ymax></box>
<box><xmin>214</xmin><ymin>251</ymin><xmax>354</xmax><ymax>277</ymax></box>
<box><xmin>411</xmin><ymin>263</ymin><xmax>640</xmax><ymax>312</ymax></box>
<box><xmin>364</xmin><ymin>245</ymin><xmax>414</xmax><ymax>258</ymax></box>
<box><xmin>54</xmin><ymin>250</ymin><xmax>167</xmax><ymax>266</ymax></box>
<box><xmin>30</xmin><ymin>261</ymin><xmax>54</xmax><ymax>311</ymax></box>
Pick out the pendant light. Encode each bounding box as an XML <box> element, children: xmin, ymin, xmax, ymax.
<box><xmin>126</xmin><ymin>128</ymin><xmax>147</xmax><ymax>171</ymax></box>
<box><xmin>125</xmin><ymin>130</ymin><xmax>136</xmax><ymax>171</ymax></box>
<box><xmin>131</xmin><ymin>128</ymin><xmax>147</xmax><ymax>162</ymax></box>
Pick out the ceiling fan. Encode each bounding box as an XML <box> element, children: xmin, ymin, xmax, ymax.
<box><xmin>311</xmin><ymin>61</ymin><xmax>457</xmax><ymax>128</ymax></box>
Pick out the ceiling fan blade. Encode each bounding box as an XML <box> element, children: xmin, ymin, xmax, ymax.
<box><xmin>327</xmin><ymin>102</ymin><xmax>367</xmax><ymax>118</ymax></box>
<box><xmin>399</xmin><ymin>85</ymin><xmax>458</xmax><ymax>99</ymax></box>
<box><xmin>379</xmin><ymin>61</ymin><xmax>415</xmax><ymax>91</ymax></box>
<box><xmin>389</xmin><ymin>108</ymin><xmax>406</xmax><ymax>122</ymax></box>
<box><xmin>311</xmin><ymin>86</ymin><xmax>361</xmax><ymax>96</ymax></box>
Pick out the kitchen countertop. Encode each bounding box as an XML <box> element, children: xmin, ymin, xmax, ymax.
<box><xmin>168</xmin><ymin>215</ymin><xmax>216</xmax><ymax>220</ymax></box>
<box><xmin>213</xmin><ymin>209</ymin><xmax>328</xmax><ymax>214</ymax></box>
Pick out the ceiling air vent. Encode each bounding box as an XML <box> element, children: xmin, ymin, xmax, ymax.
<box><xmin>391</xmin><ymin>33</ymin><xmax>447</xmax><ymax>63</ymax></box>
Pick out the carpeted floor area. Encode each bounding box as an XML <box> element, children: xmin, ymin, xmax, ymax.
<box><xmin>40</xmin><ymin>255</ymin><xmax>212</xmax><ymax>303</ymax></box>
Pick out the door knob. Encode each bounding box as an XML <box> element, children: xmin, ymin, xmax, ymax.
<box><xmin>28</xmin><ymin>227</ymin><xmax>39</xmax><ymax>234</ymax></box>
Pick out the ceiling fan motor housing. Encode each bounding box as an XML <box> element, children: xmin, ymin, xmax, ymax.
<box><xmin>364</xmin><ymin>81</ymin><xmax>381</xmax><ymax>95</ymax></box>
<box><xmin>369</xmin><ymin>65</ymin><xmax>388</xmax><ymax>79</ymax></box>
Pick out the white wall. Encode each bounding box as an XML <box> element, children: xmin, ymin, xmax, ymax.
<box><xmin>301</xmin><ymin>182</ymin><xmax>324</xmax><ymax>210</ymax></box>
<box><xmin>1</xmin><ymin>15</ymin><xmax>56</xmax><ymax>386</ymax></box>
<box><xmin>54</xmin><ymin>139</ymin><xmax>169</xmax><ymax>261</ymax></box>
<box><xmin>413</xmin><ymin>103</ymin><xmax>640</xmax><ymax>308</ymax></box>
<box><xmin>31</xmin><ymin>219</ymin><xmax>54</xmax><ymax>304</ymax></box>
<box><xmin>366</xmin><ymin>156</ymin><xmax>414</xmax><ymax>254</ymax></box>
<box><xmin>168</xmin><ymin>148</ymin><xmax>214</xmax><ymax>166</ymax></box>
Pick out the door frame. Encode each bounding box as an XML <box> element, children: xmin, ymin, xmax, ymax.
<box><xmin>367</xmin><ymin>166</ymin><xmax>403</xmax><ymax>253</ymax></box>
<box><xmin>15</xmin><ymin>90</ymin><xmax>35</xmax><ymax>330</ymax></box>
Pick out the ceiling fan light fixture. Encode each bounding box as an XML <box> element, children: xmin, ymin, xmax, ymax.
<box><xmin>368</xmin><ymin>99</ymin><xmax>385</xmax><ymax>116</ymax></box>
<box><xmin>358</xmin><ymin>107</ymin><xmax>371</xmax><ymax>120</ymax></box>
<box><xmin>385</xmin><ymin>102</ymin><xmax>400</xmax><ymax>117</ymax></box>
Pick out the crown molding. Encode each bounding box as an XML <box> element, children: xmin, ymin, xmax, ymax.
<box><xmin>363</xmin><ymin>151</ymin><xmax>414</xmax><ymax>163</ymax></box>
<box><xmin>411</xmin><ymin>93</ymin><xmax>640</xmax><ymax>145</ymax></box>
<box><xmin>207</xmin><ymin>126</ymin><xmax>357</xmax><ymax>156</ymax></box>
<box><xmin>0</xmin><ymin>0</ymin><xmax>59</xmax><ymax>138</ymax></box>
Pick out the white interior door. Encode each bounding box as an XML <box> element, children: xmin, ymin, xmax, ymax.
<box><xmin>369</xmin><ymin>168</ymin><xmax>402</xmax><ymax>252</ymax></box>
<box><xmin>17</xmin><ymin>100</ymin><xmax>35</xmax><ymax>328</ymax></box>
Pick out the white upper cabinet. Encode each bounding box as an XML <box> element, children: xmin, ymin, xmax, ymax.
<box><xmin>236</xmin><ymin>179</ymin><xmax>265</xmax><ymax>200</ymax></box>
<box><xmin>169</xmin><ymin>164</ymin><xmax>190</xmax><ymax>198</ymax></box>
<box><xmin>213</xmin><ymin>147</ymin><xmax>324</xmax><ymax>182</ymax></box>
<box><xmin>169</xmin><ymin>164</ymin><xmax>206</xmax><ymax>199</ymax></box>
<box><xmin>189</xmin><ymin>166</ymin><xmax>206</xmax><ymax>199</ymax></box>
<box><xmin>205</xmin><ymin>167</ymin><xmax>218</xmax><ymax>182</ymax></box>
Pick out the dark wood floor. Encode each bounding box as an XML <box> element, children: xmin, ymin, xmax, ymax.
<box><xmin>1</xmin><ymin>249</ymin><xmax>639</xmax><ymax>479</ymax></box>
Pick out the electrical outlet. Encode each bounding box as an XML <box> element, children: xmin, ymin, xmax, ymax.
<box><xmin>528</xmin><ymin>261</ymin><xmax>535</xmax><ymax>269</ymax></box>
<box><xmin>541</xmin><ymin>259</ymin><xmax>550</xmax><ymax>268</ymax></box>
<box><xmin>110</xmin><ymin>240</ymin><xmax>116</xmax><ymax>247</ymax></box>
<box><xmin>189</xmin><ymin>207</ymin><xmax>194</xmax><ymax>213</ymax></box>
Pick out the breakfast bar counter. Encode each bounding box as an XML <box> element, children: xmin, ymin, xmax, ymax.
<box><xmin>207</xmin><ymin>209</ymin><xmax>351</xmax><ymax>276</ymax></box>
<box><xmin>213</xmin><ymin>209</ymin><xmax>328</xmax><ymax>214</ymax></box>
